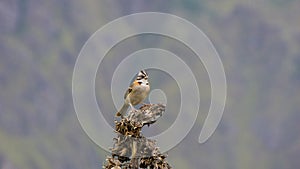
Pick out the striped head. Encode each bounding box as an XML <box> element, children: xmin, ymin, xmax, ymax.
<box><xmin>136</xmin><ymin>70</ymin><xmax>149</xmax><ymax>86</ymax></box>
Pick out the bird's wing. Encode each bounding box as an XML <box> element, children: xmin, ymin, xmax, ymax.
<box><xmin>124</xmin><ymin>86</ymin><xmax>133</xmax><ymax>99</ymax></box>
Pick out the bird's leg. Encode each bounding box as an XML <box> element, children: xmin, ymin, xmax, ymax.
<box><xmin>129</xmin><ymin>103</ymin><xmax>136</xmax><ymax>111</ymax></box>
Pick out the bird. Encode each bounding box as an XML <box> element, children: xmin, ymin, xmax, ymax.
<box><xmin>115</xmin><ymin>70</ymin><xmax>150</xmax><ymax>118</ymax></box>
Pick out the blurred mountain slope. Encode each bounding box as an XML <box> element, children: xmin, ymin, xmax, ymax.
<box><xmin>1</xmin><ymin>0</ymin><xmax>300</xmax><ymax>169</ymax></box>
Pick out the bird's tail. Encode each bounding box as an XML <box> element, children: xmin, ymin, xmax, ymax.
<box><xmin>115</xmin><ymin>103</ymin><xmax>129</xmax><ymax>117</ymax></box>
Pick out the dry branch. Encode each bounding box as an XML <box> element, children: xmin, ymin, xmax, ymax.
<box><xmin>103</xmin><ymin>104</ymin><xmax>171</xmax><ymax>169</ymax></box>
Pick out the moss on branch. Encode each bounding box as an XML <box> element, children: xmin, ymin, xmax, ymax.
<box><xmin>103</xmin><ymin>104</ymin><xmax>171</xmax><ymax>169</ymax></box>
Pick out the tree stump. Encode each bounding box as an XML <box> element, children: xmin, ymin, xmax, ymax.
<box><xmin>103</xmin><ymin>104</ymin><xmax>172</xmax><ymax>169</ymax></box>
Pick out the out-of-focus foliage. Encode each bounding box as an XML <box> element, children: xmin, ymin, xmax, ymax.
<box><xmin>1</xmin><ymin>0</ymin><xmax>300</xmax><ymax>169</ymax></box>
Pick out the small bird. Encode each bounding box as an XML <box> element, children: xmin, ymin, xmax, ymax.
<box><xmin>115</xmin><ymin>70</ymin><xmax>150</xmax><ymax>117</ymax></box>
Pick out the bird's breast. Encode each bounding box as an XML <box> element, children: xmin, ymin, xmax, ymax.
<box><xmin>128</xmin><ymin>85</ymin><xmax>150</xmax><ymax>105</ymax></box>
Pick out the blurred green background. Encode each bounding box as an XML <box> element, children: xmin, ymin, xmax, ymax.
<box><xmin>1</xmin><ymin>0</ymin><xmax>300</xmax><ymax>168</ymax></box>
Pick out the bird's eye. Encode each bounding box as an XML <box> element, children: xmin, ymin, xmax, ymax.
<box><xmin>146</xmin><ymin>82</ymin><xmax>149</xmax><ymax>85</ymax></box>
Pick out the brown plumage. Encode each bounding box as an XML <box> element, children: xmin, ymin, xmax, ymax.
<box><xmin>116</xmin><ymin>70</ymin><xmax>150</xmax><ymax>117</ymax></box>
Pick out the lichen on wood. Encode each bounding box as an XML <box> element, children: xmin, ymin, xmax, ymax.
<box><xmin>103</xmin><ymin>104</ymin><xmax>172</xmax><ymax>169</ymax></box>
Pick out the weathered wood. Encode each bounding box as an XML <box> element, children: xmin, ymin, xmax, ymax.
<box><xmin>103</xmin><ymin>104</ymin><xmax>171</xmax><ymax>169</ymax></box>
